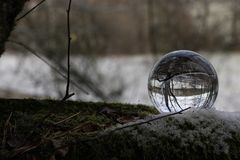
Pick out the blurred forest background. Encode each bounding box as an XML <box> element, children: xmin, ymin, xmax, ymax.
<box><xmin>1</xmin><ymin>0</ymin><xmax>240</xmax><ymax>111</ymax></box>
<box><xmin>9</xmin><ymin>0</ymin><xmax>240</xmax><ymax>54</ymax></box>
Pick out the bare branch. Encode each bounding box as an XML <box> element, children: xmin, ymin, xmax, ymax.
<box><xmin>63</xmin><ymin>0</ymin><xmax>73</xmax><ymax>100</ymax></box>
<box><xmin>16</xmin><ymin>0</ymin><xmax>46</xmax><ymax>22</ymax></box>
<box><xmin>2</xmin><ymin>112</ymin><xmax>13</xmax><ymax>147</ymax></box>
<box><xmin>53</xmin><ymin>111</ymin><xmax>81</xmax><ymax>125</ymax></box>
<box><xmin>7</xmin><ymin>40</ymin><xmax>89</xmax><ymax>95</ymax></box>
<box><xmin>109</xmin><ymin>107</ymin><xmax>191</xmax><ymax>133</ymax></box>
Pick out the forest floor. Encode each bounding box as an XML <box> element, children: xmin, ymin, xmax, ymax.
<box><xmin>0</xmin><ymin>98</ymin><xmax>158</xmax><ymax>159</ymax></box>
<box><xmin>0</xmin><ymin>99</ymin><xmax>240</xmax><ymax>160</ymax></box>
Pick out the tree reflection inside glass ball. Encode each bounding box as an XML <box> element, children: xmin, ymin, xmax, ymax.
<box><xmin>148</xmin><ymin>50</ymin><xmax>218</xmax><ymax>113</ymax></box>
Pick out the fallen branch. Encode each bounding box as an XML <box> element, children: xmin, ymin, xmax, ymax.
<box><xmin>107</xmin><ymin>107</ymin><xmax>191</xmax><ymax>133</ymax></box>
<box><xmin>54</xmin><ymin>111</ymin><xmax>81</xmax><ymax>125</ymax></box>
<box><xmin>2</xmin><ymin>112</ymin><xmax>13</xmax><ymax>147</ymax></box>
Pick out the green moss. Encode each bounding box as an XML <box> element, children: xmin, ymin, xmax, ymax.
<box><xmin>1</xmin><ymin>99</ymin><xmax>240</xmax><ymax>160</ymax></box>
<box><xmin>0</xmin><ymin>98</ymin><xmax>158</xmax><ymax>159</ymax></box>
<box><xmin>0</xmin><ymin>99</ymin><xmax>155</xmax><ymax>130</ymax></box>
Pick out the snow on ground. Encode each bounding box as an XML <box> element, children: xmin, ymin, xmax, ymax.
<box><xmin>103</xmin><ymin>109</ymin><xmax>240</xmax><ymax>158</ymax></box>
<box><xmin>139</xmin><ymin>109</ymin><xmax>240</xmax><ymax>155</ymax></box>
<box><xmin>0</xmin><ymin>52</ymin><xmax>240</xmax><ymax>112</ymax></box>
<box><xmin>0</xmin><ymin>54</ymin><xmax>58</xmax><ymax>97</ymax></box>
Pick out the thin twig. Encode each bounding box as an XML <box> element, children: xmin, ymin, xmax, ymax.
<box><xmin>7</xmin><ymin>40</ymin><xmax>89</xmax><ymax>95</ymax></box>
<box><xmin>62</xmin><ymin>93</ymin><xmax>75</xmax><ymax>101</ymax></box>
<box><xmin>2</xmin><ymin>112</ymin><xmax>13</xmax><ymax>147</ymax></box>
<box><xmin>16</xmin><ymin>0</ymin><xmax>46</xmax><ymax>22</ymax></box>
<box><xmin>63</xmin><ymin>0</ymin><xmax>73</xmax><ymax>99</ymax></box>
<box><xmin>8</xmin><ymin>139</ymin><xmax>42</xmax><ymax>159</ymax></box>
<box><xmin>16</xmin><ymin>1</ymin><xmax>75</xmax><ymax>155</ymax></box>
<box><xmin>54</xmin><ymin>111</ymin><xmax>81</xmax><ymax>125</ymax></box>
<box><xmin>109</xmin><ymin>107</ymin><xmax>191</xmax><ymax>133</ymax></box>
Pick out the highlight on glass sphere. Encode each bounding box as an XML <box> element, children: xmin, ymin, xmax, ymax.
<box><xmin>148</xmin><ymin>50</ymin><xmax>218</xmax><ymax>113</ymax></box>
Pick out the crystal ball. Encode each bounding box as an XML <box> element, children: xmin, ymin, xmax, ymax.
<box><xmin>148</xmin><ymin>50</ymin><xmax>218</xmax><ymax>113</ymax></box>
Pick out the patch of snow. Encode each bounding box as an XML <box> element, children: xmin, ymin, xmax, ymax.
<box><xmin>123</xmin><ymin>110</ymin><xmax>240</xmax><ymax>155</ymax></box>
<box><xmin>0</xmin><ymin>53</ymin><xmax>240</xmax><ymax>112</ymax></box>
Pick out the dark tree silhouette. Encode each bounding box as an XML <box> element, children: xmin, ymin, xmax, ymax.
<box><xmin>0</xmin><ymin>0</ymin><xmax>26</xmax><ymax>54</ymax></box>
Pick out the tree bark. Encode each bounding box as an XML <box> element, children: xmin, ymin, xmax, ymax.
<box><xmin>0</xmin><ymin>0</ymin><xmax>26</xmax><ymax>55</ymax></box>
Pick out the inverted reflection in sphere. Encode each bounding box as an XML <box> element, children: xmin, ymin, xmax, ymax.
<box><xmin>148</xmin><ymin>50</ymin><xmax>218</xmax><ymax>113</ymax></box>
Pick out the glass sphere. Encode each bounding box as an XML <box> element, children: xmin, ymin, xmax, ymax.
<box><xmin>148</xmin><ymin>50</ymin><xmax>218</xmax><ymax>113</ymax></box>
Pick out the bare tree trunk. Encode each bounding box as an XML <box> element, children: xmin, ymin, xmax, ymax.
<box><xmin>202</xmin><ymin>0</ymin><xmax>210</xmax><ymax>31</ymax></box>
<box><xmin>231</xmin><ymin>0</ymin><xmax>240</xmax><ymax>48</ymax></box>
<box><xmin>0</xmin><ymin>0</ymin><xmax>26</xmax><ymax>55</ymax></box>
<box><xmin>147</xmin><ymin>0</ymin><xmax>158</xmax><ymax>54</ymax></box>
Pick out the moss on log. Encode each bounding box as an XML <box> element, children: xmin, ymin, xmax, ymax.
<box><xmin>0</xmin><ymin>0</ymin><xmax>26</xmax><ymax>54</ymax></box>
<box><xmin>0</xmin><ymin>99</ymin><xmax>240</xmax><ymax>160</ymax></box>
<box><xmin>0</xmin><ymin>99</ymin><xmax>158</xmax><ymax>159</ymax></box>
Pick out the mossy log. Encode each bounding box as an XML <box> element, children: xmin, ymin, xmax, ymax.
<box><xmin>0</xmin><ymin>99</ymin><xmax>240</xmax><ymax>160</ymax></box>
<box><xmin>0</xmin><ymin>0</ymin><xmax>26</xmax><ymax>54</ymax></box>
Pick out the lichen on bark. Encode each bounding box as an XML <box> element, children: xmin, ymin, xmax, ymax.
<box><xmin>0</xmin><ymin>0</ymin><xmax>26</xmax><ymax>55</ymax></box>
